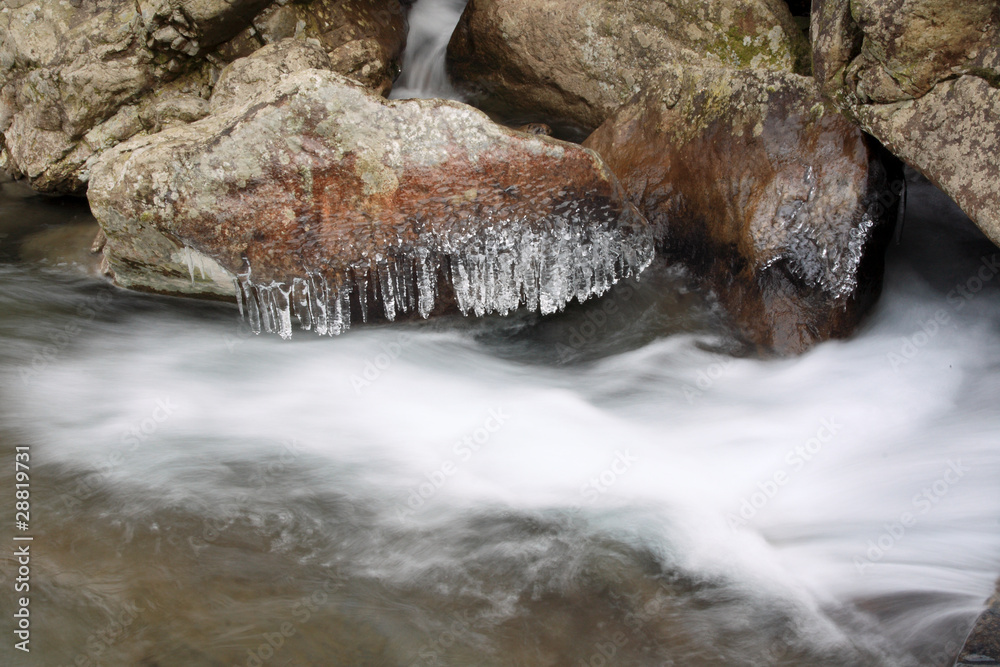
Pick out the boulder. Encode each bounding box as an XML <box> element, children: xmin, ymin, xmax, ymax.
<box><xmin>139</xmin><ymin>0</ymin><xmax>273</xmax><ymax>60</ymax></box>
<box><xmin>446</xmin><ymin>0</ymin><xmax>810</xmax><ymax>135</ymax></box>
<box><xmin>0</xmin><ymin>0</ymin><xmax>408</xmax><ymax>194</ymax></box>
<box><xmin>812</xmin><ymin>0</ymin><xmax>1000</xmax><ymax>246</ymax></box>
<box><xmin>1</xmin><ymin>0</ymin><xmax>167</xmax><ymax>193</ymax></box>
<box><xmin>584</xmin><ymin>66</ymin><xmax>899</xmax><ymax>353</ymax></box>
<box><xmin>87</xmin><ymin>53</ymin><xmax>653</xmax><ymax>338</ymax></box>
<box><xmin>217</xmin><ymin>0</ymin><xmax>409</xmax><ymax>95</ymax></box>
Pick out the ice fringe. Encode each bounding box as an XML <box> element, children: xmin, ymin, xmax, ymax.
<box><xmin>234</xmin><ymin>222</ymin><xmax>654</xmax><ymax>340</ymax></box>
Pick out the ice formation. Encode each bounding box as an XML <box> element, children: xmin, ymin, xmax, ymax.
<box><xmin>234</xmin><ymin>218</ymin><xmax>654</xmax><ymax>340</ymax></box>
<box><xmin>757</xmin><ymin>162</ymin><xmax>880</xmax><ymax>300</ymax></box>
<box><xmin>174</xmin><ymin>246</ymin><xmax>234</xmax><ymax>286</ymax></box>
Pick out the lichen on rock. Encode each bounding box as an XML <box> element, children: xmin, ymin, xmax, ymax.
<box><xmin>0</xmin><ymin>0</ymin><xmax>410</xmax><ymax>194</ymax></box>
<box><xmin>812</xmin><ymin>0</ymin><xmax>1000</xmax><ymax>246</ymax></box>
<box><xmin>585</xmin><ymin>66</ymin><xmax>899</xmax><ymax>353</ymax></box>
<box><xmin>446</xmin><ymin>0</ymin><xmax>810</xmax><ymax>134</ymax></box>
<box><xmin>87</xmin><ymin>56</ymin><xmax>653</xmax><ymax>338</ymax></box>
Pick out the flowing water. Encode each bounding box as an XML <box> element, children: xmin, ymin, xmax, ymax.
<box><xmin>2</xmin><ymin>3</ymin><xmax>1000</xmax><ymax>665</ymax></box>
<box><xmin>389</xmin><ymin>0</ymin><xmax>469</xmax><ymax>102</ymax></box>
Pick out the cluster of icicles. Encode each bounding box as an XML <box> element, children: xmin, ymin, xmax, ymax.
<box><xmin>760</xmin><ymin>162</ymin><xmax>882</xmax><ymax>300</ymax></box>
<box><xmin>232</xmin><ymin>224</ymin><xmax>653</xmax><ymax>339</ymax></box>
<box><xmin>781</xmin><ymin>212</ymin><xmax>878</xmax><ymax>300</ymax></box>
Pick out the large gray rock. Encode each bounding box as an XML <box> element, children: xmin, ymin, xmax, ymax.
<box><xmin>812</xmin><ymin>0</ymin><xmax>1000</xmax><ymax>246</ymax></box>
<box><xmin>446</xmin><ymin>0</ymin><xmax>810</xmax><ymax>134</ymax></box>
<box><xmin>140</xmin><ymin>0</ymin><xmax>273</xmax><ymax>59</ymax></box>
<box><xmin>87</xmin><ymin>49</ymin><xmax>653</xmax><ymax>337</ymax></box>
<box><xmin>584</xmin><ymin>66</ymin><xmax>899</xmax><ymax>353</ymax></box>
<box><xmin>1</xmin><ymin>0</ymin><xmax>167</xmax><ymax>193</ymax></box>
<box><xmin>0</xmin><ymin>0</ymin><xmax>408</xmax><ymax>193</ymax></box>
<box><xmin>214</xmin><ymin>0</ymin><xmax>409</xmax><ymax>95</ymax></box>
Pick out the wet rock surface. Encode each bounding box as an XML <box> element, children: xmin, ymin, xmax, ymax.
<box><xmin>811</xmin><ymin>0</ymin><xmax>1000</xmax><ymax>246</ymax></box>
<box><xmin>584</xmin><ymin>66</ymin><xmax>898</xmax><ymax>353</ymax></box>
<box><xmin>956</xmin><ymin>583</ymin><xmax>1000</xmax><ymax>667</ymax></box>
<box><xmin>446</xmin><ymin>0</ymin><xmax>810</xmax><ymax>134</ymax></box>
<box><xmin>0</xmin><ymin>0</ymin><xmax>408</xmax><ymax>193</ymax></box>
<box><xmin>87</xmin><ymin>55</ymin><xmax>653</xmax><ymax>337</ymax></box>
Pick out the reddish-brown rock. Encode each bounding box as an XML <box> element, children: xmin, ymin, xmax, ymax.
<box><xmin>584</xmin><ymin>66</ymin><xmax>899</xmax><ymax>354</ymax></box>
<box><xmin>87</xmin><ymin>54</ymin><xmax>653</xmax><ymax>337</ymax></box>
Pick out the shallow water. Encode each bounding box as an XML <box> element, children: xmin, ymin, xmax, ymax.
<box><xmin>1</xmin><ymin>160</ymin><xmax>999</xmax><ymax>667</ymax></box>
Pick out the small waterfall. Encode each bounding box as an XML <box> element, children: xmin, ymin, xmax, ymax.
<box><xmin>390</xmin><ymin>0</ymin><xmax>469</xmax><ymax>100</ymax></box>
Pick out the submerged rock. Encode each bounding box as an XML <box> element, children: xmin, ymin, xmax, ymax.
<box><xmin>812</xmin><ymin>0</ymin><xmax>1000</xmax><ymax>247</ymax></box>
<box><xmin>446</xmin><ymin>0</ymin><xmax>810</xmax><ymax>134</ymax></box>
<box><xmin>87</xmin><ymin>55</ymin><xmax>653</xmax><ymax>338</ymax></box>
<box><xmin>0</xmin><ymin>0</ymin><xmax>408</xmax><ymax>193</ymax></box>
<box><xmin>584</xmin><ymin>66</ymin><xmax>898</xmax><ymax>354</ymax></box>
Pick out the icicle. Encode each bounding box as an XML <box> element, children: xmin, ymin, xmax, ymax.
<box><xmin>390</xmin><ymin>255</ymin><xmax>413</xmax><ymax>315</ymax></box>
<box><xmin>330</xmin><ymin>284</ymin><xmax>351</xmax><ymax>335</ymax></box>
<box><xmin>292</xmin><ymin>278</ymin><xmax>313</xmax><ymax>331</ymax></box>
<box><xmin>257</xmin><ymin>285</ymin><xmax>273</xmax><ymax>334</ymax></box>
<box><xmin>338</xmin><ymin>286</ymin><xmax>352</xmax><ymax>333</ymax></box>
<box><xmin>233</xmin><ymin>277</ymin><xmax>244</xmax><ymax>319</ymax></box>
<box><xmin>180</xmin><ymin>246</ymin><xmax>215</xmax><ymax>282</ymax></box>
<box><xmin>238</xmin><ymin>266</ymin><xmax>261</xmax><ymax>335</ymax></box>
<box><xmin>275</xmin><ymin>283</ymin><xmax>293</xmax><ymax>340</ymax></box>
<box><xmin>355</xmin><ymin>265</ymin><xmax>370</xmax><ymax>323</ymax></box>
<box><xmin>229</xmin><ymin>209</ymin><xmax>654</xmax><ymax>338</ymax></box>
<box><xmin>415</xmin><ymin>248</ymin><xmax>435</xmax><ymax>318</ymax></box>
<box><xmin>377</xmin><ymin>258</ymin><xmax>396</xmax><ymax>321</ymax></box>
<box><xmin>184</xmin><ymin>247</ymin><xmax>196</xmax><ymax>283</ymax></box>
<box><xmin>310</xmin><ymin>273</ymin><xmax>330</xmax><ymax>336</ymax></box>
<box><xmin>450</xmin><ymin>254</ymin><xmax>472</xmax><ymax>315</ymax></box>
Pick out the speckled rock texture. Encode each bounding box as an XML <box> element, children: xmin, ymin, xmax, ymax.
<box><xmin>216</xmin><ymin>0</ymin><xmax>409</xmax><ymax>94</ymax></box>
<box><xmin>446</xmin><ymin>0</ymin><xmax>810</xmax><ymax>134</ymax></box>
<box><xmin>0</xmin><ymin>0</ymin><xmax>408</xmax><ymax>194</ymax></box>
<box><xmin>87</xmin><ymin>51</ymin><xmax>653</xmax><ymax>335</ymax></box>
<box><xmin>584</xmin><ymin>66</ymin><xmax>899</xmax><ymax>354</ymax></box>
<box><xmin>812</xmin><ymin>0</ymin><xmax>1000</xmax><ymax>247</ymax></box>
<box><xmin>955</xmin><ymin>582</ymin><xmax>1000</xmax><ymax>667</ymax></box>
